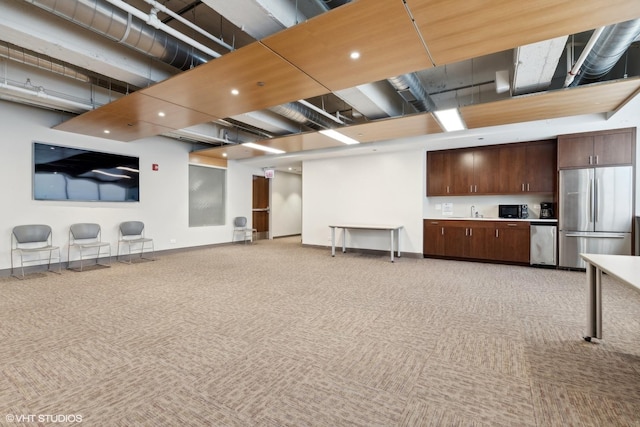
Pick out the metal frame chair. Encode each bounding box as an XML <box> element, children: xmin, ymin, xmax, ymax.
<box><xmin>11</xmin><ymin>224</ymin><xmax>61</xmax><ymax>279</ymax></box>
<box><xmin>232</xmin><ymin>216</ymin><xmax>257</xmax><ymax>244</ymax></box>
<box><xmin>68</xmin><ymin>223</ymin><xmax>111</xmax><ymax>271</ymax></box>
<box><xmin>117</xmin><ymin>221</ymin><xmax>155</xmax><ymax>263</ymax></box>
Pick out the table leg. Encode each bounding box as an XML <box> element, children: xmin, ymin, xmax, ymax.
<box><xmin>331</xmin><ymin>227</ymin><xmax>336</xmax><ymax>257</ymax></box>
<box><xmin>396</xmin><ymin>228</ymin><xmax>401</xmax><ymax>258</ymax></box>
<box><xmin>342</xmin><ymin>228</ymin><xmax>346</xmax><ymax>253</ymax></box>
<box><xmin>390</xmin><ymin>229</ymin><xmax>395</xmax><ymax>262</ymax></box>
<box><xmin>584</xmin><ymin>262</ymin><xmax>602</xmax><ymax>341</ymax></box>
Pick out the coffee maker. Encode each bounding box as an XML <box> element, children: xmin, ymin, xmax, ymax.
<box><xmin>540</xmin><ymin>202</ymin><xmax>554</xmax><ymax>219</ymax></box>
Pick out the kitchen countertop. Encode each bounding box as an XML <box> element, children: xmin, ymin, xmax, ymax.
<box><xmin>425</xmin><ymin>217</ymin><xmax>558</xmax><ymax>223</ymax></box>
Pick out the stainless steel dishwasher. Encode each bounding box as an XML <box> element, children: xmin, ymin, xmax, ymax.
<box><xmin>530</xmin><ymin>223</ymin><xmax>557</xmax><ymax>266</ymax></box>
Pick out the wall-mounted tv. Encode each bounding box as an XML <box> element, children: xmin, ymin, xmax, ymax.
<box><xmin>33</xmin><ymin>142</ymin><xmax>140</xmax><ymax>202</ymax></box>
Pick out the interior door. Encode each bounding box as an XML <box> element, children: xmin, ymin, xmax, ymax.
<box><xmin>252</xmin><ymin>175</ymin><xmax>270</xmax><ymax>240</ymax></box>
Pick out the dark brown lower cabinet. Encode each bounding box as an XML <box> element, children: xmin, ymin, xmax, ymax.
<box><xmin>423</xmin><ymin>219</ymin><xmax>530</xmax><ymax>264</ymax></box>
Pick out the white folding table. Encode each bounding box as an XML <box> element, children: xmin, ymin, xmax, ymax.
<box><xmin>329</xmin><ymin>224</ymin><xmax>403</xmax><ymax>262</ymax></box>
<box><xmin>580</xmin><ymin>253</ymin><xmax>640</xmax><ymax>342</ymax></box>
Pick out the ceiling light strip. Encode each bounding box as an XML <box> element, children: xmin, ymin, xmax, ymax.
<box><xmin>242</xmin><ymin>142</ymin><xmax>286</xmax><ymax>154</ymax></box>
<box><xmin>319</xmin><ymin>129</ymin><xmax>360</xmax><ymax>145</ymax></box>
<box><xmin>433</xmin><ymin>108</ymin><xmax>466</xmax><ymax>132</ymax></box>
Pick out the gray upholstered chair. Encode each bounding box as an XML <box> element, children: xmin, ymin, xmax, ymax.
<box><xmin>117</xmin><ymin>221</ymin><xmax>154</xmax><ymax>263</ymax></box>
<box><xmin>232</xmin><ymin>216</ymin><xmax>256</xmax><ymax>244</ymax></box>
<box><xmin>68</xmin><ymin>223</ymin><xmax>111</xmax><ymax>271</ymax></box>
<box><xmin>11</xmin><ymin>224</ymin><xmax>61</xmax><ymax>279</ymax></box>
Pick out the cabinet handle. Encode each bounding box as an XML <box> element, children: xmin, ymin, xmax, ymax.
<box><xmin>441</xmin><ymin>227</ymin><xmax>444</xmax><ymax>235</ymax></box>
<box><xmin>527</xmin><ymin>183</ymin><xmax>530</xmax><ymax>191</ymax></box>
<box><xmin>595</xmin><ymin>155</ymin><xmax>598</xmax><ymax>165</ymax></box>
<box><xmin>474</xmin><ymin>185</ymin><xmax>478</xmax><ymax>192</ymax></box>
<box><xmin>431</xmin><ymin>221</ymin><xmax>439</xmax><ymax>224</ymax></box>
<box><xmin>465</xmin><ymin>228</ymin><xmax>468</xmax><ymax>236</ymax></box>
<box><xmin>495</xmin><ymin>229</ymin><xmax>499</xmax><ymax>238</ymax></box>
<box><xmin>589</xmin><ymin>155</ymin><xmax>593</xmax><ymax>164</ymax></box>
<box><xmin>446</xmin><ymin>185</ymin><xmax>450</xmax><ymax>193</ymax></box>
<box><xmin>470</xmin><ymin>185</ymin><xmax>473</xmax><ymax>193</ymax></box>
<box><xmin>469</xmin><ymin>228</ymin><xmax>473</xmax><ymax>237</ymax></box>
<box><xmin>521</xmin><ymin>183</ymin><xmax>525</xmax><ymax>191</ymax></box>
<box><xmin>507</xmin><ymin>223</ymin><xmax>518</xmax><ymax>227</ymax></box>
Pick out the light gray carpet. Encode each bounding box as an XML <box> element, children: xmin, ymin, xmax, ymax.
<box><xmin>1</xmin><ymin>237</ymin><xmax>639</xmax><ymax>426</ymax></box>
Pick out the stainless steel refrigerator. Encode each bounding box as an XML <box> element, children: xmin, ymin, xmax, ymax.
<box><xmin>559</xmin><ymin>166</ymin><xmax>633</xmax><ymax>269</ymax></box>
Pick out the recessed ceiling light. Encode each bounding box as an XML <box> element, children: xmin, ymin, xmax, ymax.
<box><xmin>350</xmin><ymin>51</ymin><xmax>360</xmax><ymax>60</ymax></box>
<box><xmin>158</xmin><ymin>111</ymin><xmax>166</xmax><ymax>117</ymax></box>
<box><xmin>222</xmin><ymin>153</ymin><xmax>227</xmax><ymax>157</ymax></box>
<box><xmin>231</xmin><ymin>89</ymin><xmax>239</xmax><ymax>95</ymax></box>
<box><xmin>103</xmin><ymin>129</ymin><xmax>110</xmax><ymax>134</ymax></box>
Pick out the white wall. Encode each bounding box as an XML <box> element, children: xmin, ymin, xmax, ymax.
<box><xmin>0</xmin><ymin>101</ymin><xmax>259</xmax><ymax>271</ymax></box>
<box><xmin>302</xmin><ymin>150</ymin><xmax>423</xmax><ymax>255</ymax></box>
<box><xmin>271</xmin><ymin>171</ymin><xmax>302</xmax><ymax>237</ymax></box>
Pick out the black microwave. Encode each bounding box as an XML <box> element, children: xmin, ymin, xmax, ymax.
<box><xmin>499</xmin><ymin>204</ymin><xmax>528</xmax><ymax>219</ymax></box>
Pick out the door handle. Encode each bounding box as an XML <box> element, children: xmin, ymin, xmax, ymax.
<box><xmin>594</xmin><ymin>179</ymin><xmax>599</xmax><ymax>223</ymax></box>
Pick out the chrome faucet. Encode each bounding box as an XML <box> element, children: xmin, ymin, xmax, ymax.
<box><xmin>471</xmin><ymin>205</ymin><xmax>476</xmax><ymax>218</ymax></box>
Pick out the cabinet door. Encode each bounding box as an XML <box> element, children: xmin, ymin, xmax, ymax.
<box><xmin>443</xmin><ymin>225</ymin><xmax>469</xmax><ymax>257</ymax></box>
<box><xmin>423</xmin><ymin>221</ymin><xmax>445</xmax><ymax>256</ymax></box>
<box><xmin>593</xmin><ymin>131</ymin><xmax>633</xmax><ymax>166</ymax></box>
<box><xmin>473</xmin><ymin>147</ymin><xmax>501</xmax><ymax>194</ymax></box>
<box><xmin>495</xmin><ymin>223</ymin><xmax>530</xmax><ymax>263</ymax></box>
<box><xmin>426</xmin><ymin>151</ymin><xmax>450</xmax><ymax>196</ymax></box>
<box><xmin>498</xmin><ymin>144</ymin><xmax>526</xmax><ymax>193</ymax></box>
<box><xmin>557</xmin><ymin>136</ymin><xmax>593</xmax><ymax>168</ymax></box>
<box><xmin>467</xmin><ymin>227</ymin><xmax>492</xmax><ymax>259</ymax></box>
<box><xmin>526</xmin><ymin>141</ymin><xmax>556</xmax><ymax>192</ymax></box>
<box><xmin>449</xmin><ymin>149</ymin><xmax>474</xmax><ymax>194</ymax></box>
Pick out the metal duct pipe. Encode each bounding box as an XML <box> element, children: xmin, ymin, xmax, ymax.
<box><xmin>571</xmin><ymin>19</ymin><xmax>640</xmax><ymax>86</ymax></box>
<box><xmin>269</xmin><ymin>102</ymin><xmax>336</xmax><ymax>130</ymax></box>
<box><xmin>388</xmin><ymin>72</ymin><xmax>436</xmax><ymax>112</ymax></box>
<box><xmin>24</xmin><ymin>0</ymin><xmax>212</xmax><ymax>71</ymax></box>
<box><xmin>0</xmin><ymin>42</ymin><xmax>91</xmax><ymax>83</ymax></box>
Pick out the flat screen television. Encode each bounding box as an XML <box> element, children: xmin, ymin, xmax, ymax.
<box><xmin>33</xmin><ymin>142</ymin><xmax>140</xmax><ymax>202</ymax></box>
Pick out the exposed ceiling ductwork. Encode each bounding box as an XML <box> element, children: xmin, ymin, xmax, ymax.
<box><xmin>387</xmin><ymin>73</ymin><xmax>437</xmax><ymax>113</ymax></box>
<box><xmin>24</xmin><ymin>0</ymin><xmax>214</xmax><ymax>70</ymax></box>
<box><xmin>570</xmin><ymin>18</ymin><xmax>640</xmax><ymax>86</ymax></box>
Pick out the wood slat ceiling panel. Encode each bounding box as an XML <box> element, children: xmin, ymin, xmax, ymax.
<box><xmin>338</xmin><ymin>113</ymin><xmax>443</xmax><ymax>143</ymax></box>
<box><xmin>407</xmin><ymin>0</ymin><xmax>640</xmax><ymax>65</ymax></box>
<box><xmin>262</xmin><ymin>0</ymin><xmax>433</xmax><ymax>92</ymax></box>
<box><xmin>143</xmin><ymin>43</ymin><xmax>330</xmax><ymax>118</ymax></box>
<box><xmin>195</xmin><ymin>132</ymin><xmax>347</xmax><ymax>160</ymax></box>
<box><xmin>54</xmin><ymin>93</ymin><xmax>217</xmax><ymax>141</ymax></box>
<box><xmin>461</xmin><ymin>78</ymin><xmax>640</xmax><ymax>129</ymax></box>
<box><xmin>265</xmin><ymin>132</ymin><xmax>344</xmax><ymax>152</ymax></box>
<box><xmin>54</xmin><ymin>108</ymin><xmax>175</xmax><ymax>141</ymax></box>
<box><xmin>195</xmin><ymin>144</ymin><xmax>266</xmax><ymax>161</ymax></box>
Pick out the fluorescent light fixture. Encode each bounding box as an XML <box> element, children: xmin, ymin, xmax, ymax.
<box><xmin>319</xmin><ymin>129</ymin><xmax>360</xmax><ymax>145</ymax></box>
<box><xmin>92</xmin><ymin>169</ymin><xmax>131</xmax><ymax>178</ymax></box>
<box><xmin>242</xmin><ymin>142</ymin><xmax>285</xmax><ymax>154</ymax></box>
<box><xmin>434</xmin><ymin>108</ymin><xmax>466</xmax><ymax>132</ymax></box>
<box><xmin>116</xmin><ymin>166</ymin><xmax>139</xmax><ymax>173</ymax></box>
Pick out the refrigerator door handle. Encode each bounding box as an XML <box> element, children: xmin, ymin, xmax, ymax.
<box><xmin>593</xmin><ymin>179</ymin><xmax>600</xmax><ymax>222</ymax></box>
<box><xmin>565</xmin><ymin>233</ymin><xmax>627</xmax><ymax>238</ymax></box>
<box><xmin>589</xmin><ymin>178</ymin><xmax>594</xmax><ymax>223</ymax></box>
